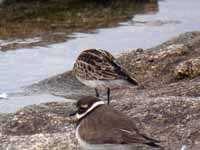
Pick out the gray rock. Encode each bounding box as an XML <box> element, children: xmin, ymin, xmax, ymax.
<box><xmin>1</xmin><ymin>31</ymin><xmax>200</xmax><ymax>150</ymax></box>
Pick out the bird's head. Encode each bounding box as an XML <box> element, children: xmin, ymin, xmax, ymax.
<box><xmin>69</xmin><ymin>96</ymin><xmax>105</xmax><ymax>122</ymax></box>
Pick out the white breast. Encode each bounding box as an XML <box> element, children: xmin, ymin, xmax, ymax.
<box><xmin>76</xmin><ymin>76</ymin><xmax>129</xmax><ymax>89</ymax></box>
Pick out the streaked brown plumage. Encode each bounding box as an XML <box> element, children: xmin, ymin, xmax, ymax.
<box><xmin>73</xmin><ymin>49</ymin><xmax>138</xmax><ymax>104</ymax></box>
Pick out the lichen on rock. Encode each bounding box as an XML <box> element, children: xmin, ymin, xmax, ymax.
<box><xmin>175</xmin><ymin>57</ymin><xmax>200</xmax><ymax>79</ymax></box>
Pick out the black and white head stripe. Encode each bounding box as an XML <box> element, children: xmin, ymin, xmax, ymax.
<box><xmin>76</xmin><ymin>100</ymin><xmax>105</xmax><ymax>120</ymax></box>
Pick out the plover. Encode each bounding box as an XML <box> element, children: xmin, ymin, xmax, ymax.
<box><xmin>70</xmin><ymin>96</ymin><xmax>162</xmax><ymax>150</ymax></box>
<box><xmin>73</xmin><ymin>49</ymin><xmax>138</xmax><ymax>104</ymax></box>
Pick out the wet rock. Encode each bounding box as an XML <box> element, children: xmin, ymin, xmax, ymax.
<box><xmin>113</xmin><ymin>95</ymin><xmax>200</xmax><ymax>150</ymax></box>
<box><xmin>0</xmin><ymin>128</ymin><xmax>78</xmax><ymax>150</ymax></box>
<box><xmin>0</xmin><ymin>113</ymin><xmax>13</xmax><ymax>129</ymax></box>
<box><xmin>26</xmin><ymin>71</ymin><xmax>94</xmax><ymax>99</ymax></box>
<box><xmin>0</xmin><ymin>102</ymin><xmax>78</xmax><ymax>150</ymax></box>
<box><xmin>175</xmin><ymin>57</ymin><xmax>200</xmax><ymax>79</ymax></box>
<box><xmin>1</xmin><ymin>31</ymin><xmax>200</xmax><ymax>150</ymax></box>
<box><xmin>117</xmin><ymin>31</ymin><xmax>200</xmax><ymax>87</ymax></box>
<box><xmin>1</xmin><ymin>94</ymin><xmax>200</xmax><ymax>150</ymax></box>
<box><xmin>1</xmin><ymin>102</ymin><xmax>76</xmax><ymax>135</ymax></box>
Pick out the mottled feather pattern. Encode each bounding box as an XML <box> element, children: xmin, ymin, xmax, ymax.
<box><xmin>73</xmin><ymin>49</ymin><xmax>132</xmax><ymax>81</ymax></box>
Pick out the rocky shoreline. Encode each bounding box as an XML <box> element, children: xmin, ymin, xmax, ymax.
<box><xmin>0</xmin><ymin>0</ymin><xmax>158</xmax><ymax>51</ymax></box>
<box><xmin>1</xmin><ymin>31</ymin><xmax>200</xmax><ymax>150</ymax></box>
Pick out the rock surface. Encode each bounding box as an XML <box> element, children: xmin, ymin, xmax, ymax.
<box><xmin>1</xmin><ymin>31</ymin><xmax>200</xmax><ymax>150</ymax></box>
<box><xmin>175</xmin><ymin>57</ymin><xmax>200</xmax><ymax>79</ymax></box>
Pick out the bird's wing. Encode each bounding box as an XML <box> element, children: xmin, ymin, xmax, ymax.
<box><xmin>74</xmin><ymin>49</ymin><xmax>120</xmax><ymax>80</ymax></box>
<box><xmin>117</xmin><ymin>128</ymin><xmax>160</xmax><ymax>145</ymax></box>
<box><xmin>96</xmin><ymin>49</ymin><xmax>131</xmax><ymax>80</ymax></box>
<box><xmin>99</xmin><ymin>50</ymin><xmax>138</xmax><ymax>85</ymax></box>
<box><xmin>80</xmin><ymin>105</ymin><xmax>156</xmax><ymax>145</ymax></box>
<box><xmin>74</xmin><ymin>49</ymin><xmax>137</xmax><ymax>82</ymax></box>
<box><xmin>83</xmin><ymin>127</ymin><xmax>158</xmax><ymax>146</ymax></box>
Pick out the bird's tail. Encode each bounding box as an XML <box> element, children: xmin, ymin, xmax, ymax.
<box><xmin>125</xmin><ymin>75</ymin><xmax>138</xmax><ymax>86</ymax></box>
<box><xmin>143</xmin><ymin>135</ymin><xmax>164</xmax><ymax>149</ymax></box>
<box><xmin>146</xmin><ymin>142</ymin><xmax>162</xmax><ymax>148</ymax></box>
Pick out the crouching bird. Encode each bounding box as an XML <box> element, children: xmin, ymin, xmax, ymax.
<box><xmin>69</xmin><ymin>96</ymin><xmax>162</xmax><ymax>150</ymax></box>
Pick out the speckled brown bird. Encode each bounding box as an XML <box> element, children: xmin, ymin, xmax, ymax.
<box><xmin>73</xmin><ymin>49</ymin><xmax>138</xmax><ymax>104</ymax></box>
<box><xmin>70</xmin><ymin>96</ymin><xmax>162</xmax><ymax>150</ymax></box>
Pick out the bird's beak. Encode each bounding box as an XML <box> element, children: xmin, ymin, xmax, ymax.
<box><xmin>68</xmin><ymin>111</ymin><xmax>79</xmax><ymax>123</ymax></box>
<box><xmin>69</xmin><ymin>111</ymin><xmax>77</xmax><ymax>117</ymax></box>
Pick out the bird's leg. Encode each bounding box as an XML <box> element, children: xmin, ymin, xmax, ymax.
<box><xmin>95</xmin><ymin>88</ymin><xmax>99</xmax><ymax>97</ymax></box>
<box><xmin>107</xmin><ymin>88</ymin><xmax>110</xmax><ymax>105</ymax></box>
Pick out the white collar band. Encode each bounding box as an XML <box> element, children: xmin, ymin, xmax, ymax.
<box><xmin>76</xmin><ymin>101</ymin><xmax>105</xmax><ymax>120</ymax></box>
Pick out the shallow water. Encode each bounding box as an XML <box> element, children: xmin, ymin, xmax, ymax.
<box><xmin>0</xmin><ymin>94</ymin><xmax>71</xmax><ymax>113</ymax></box>
<box><xmin>1</xmin><ymin>0</ymin><xmax>200</xmax><ymax>112</ymax></box>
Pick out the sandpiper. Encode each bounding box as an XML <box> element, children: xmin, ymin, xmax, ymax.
<box><xmin>70</xmin><ymin>96</ymin><xmax>162</xmax><ymax>150</ymax></box>
<box><xmin>73</xmin><ymin>49</ymin><xmax>138</xmax><ymax>104</ymax></box>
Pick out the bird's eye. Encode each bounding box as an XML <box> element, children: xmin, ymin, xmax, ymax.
<box><xmin>81</xmin><ymin>104</ymin><xmax>88</xmax><ymax>108</ymax></box>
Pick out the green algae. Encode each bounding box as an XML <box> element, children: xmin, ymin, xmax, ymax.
<box><xmin>0</xmin><ymin>0</ymin><xmax>158</xmax><ymax>50</ymax></box>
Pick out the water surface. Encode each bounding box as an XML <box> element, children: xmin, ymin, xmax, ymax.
<box><xmin>1</xmin><ymin>0</ymin><xmax>200</xmax><ymax>112</ymax></box>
